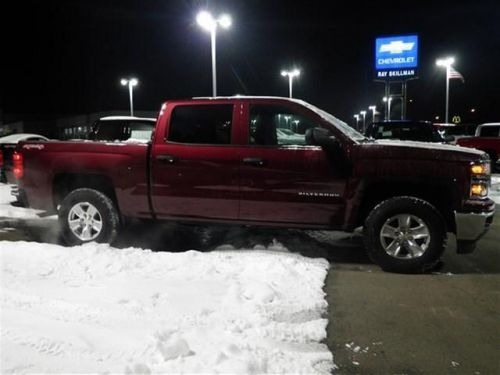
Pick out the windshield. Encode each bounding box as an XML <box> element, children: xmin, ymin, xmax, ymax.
<box><xmin>297</xmin><ymin>100</ymin><xmax>367</xmax><ymax>142</ymax></box>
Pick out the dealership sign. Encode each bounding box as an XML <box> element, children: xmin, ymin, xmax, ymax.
<box><xmin>375</xmin><ymin>35</ymin><xmax>418</xmax><ymax>80</ymax></box>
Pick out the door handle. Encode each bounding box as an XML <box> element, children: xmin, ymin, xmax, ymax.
<box><xmin>156</xmin><ymin>154</ymin><xmax>178</xmax><ymax>164</ymax></box>
<box><xmin>242</xmin><ymin>157</ymin><xmax>267</xmax><ymax>167</ymax></box>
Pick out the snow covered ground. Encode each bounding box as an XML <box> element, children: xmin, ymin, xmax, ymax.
<box><xmin>0</xmin><ymin>242</ymin><xmax>333</xmax><ymax>374</ymax></box>
<box><xmin>0</xmin><ymin>184</ymin><xmax>44</xmax><ymax>219</ymax></box>
<box><xmin>491</xmin><ymin>175</ymin><xmax>500</xmax><ymax>204</ymax></box>
<box><xmin>0</xmin><ymin>185</ymin><xmax>334</xmax><ymax>373</ymax></box>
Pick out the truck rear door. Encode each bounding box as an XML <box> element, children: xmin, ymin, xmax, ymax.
<box><xmin>150</xmin><ymin>102</ymin><xmax>241</xmax><ymax>220</ymax></box>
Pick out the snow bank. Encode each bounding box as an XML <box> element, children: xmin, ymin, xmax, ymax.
<box><xmin>490</xmin><ymin>175</ymin><xmax>500</xmax><ymax>204</ymax></box>
<box><xmin>0</xmin><ymin>241</ymin><xmax>333</xmax><ymax>374</ymax></box>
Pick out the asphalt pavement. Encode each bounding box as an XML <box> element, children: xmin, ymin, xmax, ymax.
<box><xmin>325</xmin><ymin>208</ymin><xmax>500</xmax><ymax>374</ymax></box>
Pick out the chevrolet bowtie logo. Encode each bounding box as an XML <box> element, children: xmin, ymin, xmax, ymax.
<box><xmin>379</xmin><ymin>41</ymin><xmax>415</xmax><ymax>54</ymax></box>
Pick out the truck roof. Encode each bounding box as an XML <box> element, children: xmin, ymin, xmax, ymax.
<box><xmin>477</xmin><ymin>122</ymin><xmax>500</xmax><ymax>127</ymax></box>
<box><xmin>191</xmin><ymin>95</ymin><xmax>292</xmax><ymax>100</ymax></box>
<box><xmin>99</xmin><ymin>116</ymin><xmax>156</xmax><ymax>121</ymax></box>
<box><xmin>186</xmin><ymin>96</ymin><xmax>307</xmax><ymax>105</ymax></box>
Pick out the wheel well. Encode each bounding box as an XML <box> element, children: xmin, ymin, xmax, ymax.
<box><xmin>357</xmin><ymin>182</ymin><xmax>455</xmax><ymax>233</ymax></box>
<box><xmin>53</xmin><ymin>174</ymin><xmax>118</xmax><ymax>209</ymax></box>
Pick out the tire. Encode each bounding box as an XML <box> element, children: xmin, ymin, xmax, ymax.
<box><xmin>58</xmin><ymin>188</ymin><xmax>120</xmax><ymax>245</ymax></box>
<box><xmin>363</xmin><ymin>196</ymin><xmax>446</xmax><ymax>273</ymax></box>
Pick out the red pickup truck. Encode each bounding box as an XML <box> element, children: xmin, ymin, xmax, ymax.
<box><xmin>456</xmin><ymin>123</ymin><xmax>500</xmax><ymax>171</ymax></box>
<box><xmin>14</xmin><ymin>97</ymin><xmax>495</xmax><ymax>273</ymax></box>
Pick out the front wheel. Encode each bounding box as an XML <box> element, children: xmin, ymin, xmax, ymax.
<box><xmin>363</xmin><ymin>196</ymin><xmax>447</xmax><ymax>273</ymax></box>
<box><xmin>59</xmin><ymin>188</ymin><xmax>120</xmax><ymax>245</ymax></box>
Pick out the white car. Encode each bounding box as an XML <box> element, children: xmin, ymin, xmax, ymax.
<box><xmin>276</xmin><ymin>128</ymin><xmax>305</xmax><ymax>145</ymax></box>
<box><xmin>89</xmin><ymin>116</ymin><xmax>156</xmax><ymax>142</ymax></box>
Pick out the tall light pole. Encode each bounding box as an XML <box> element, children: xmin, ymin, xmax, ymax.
<box><xmin>281</xmin><ymin>69</ymin><xmax>300</xmax><ymax>98</ymax></box>
<box><xmin>436</xmin><ymin>56</ymin><xmax>455</xmax><ymax>123</ymax></box>
<box><xmin>120</xmin><ymin>78</ymin><xmax>138</xmax><ymax>116</ymax></box>
<box><xmin>360</xmin><ymin>111</ymin><xmax>367</xmax><ymax>133</ymax></box>
<box><xmin>369</xmin><ymin>105</ymin><xmax>376</xmax><ymax>123</ymax></box>
<box><xmin>354</xmin><ymin>114</ymin><xmax>360</xmax><ymax>130</ymax></box>
<box><xmin>383</xmin><ymin>96</ymin><xmax>393</xmax><ymax>121</ymax></box>
<box><xmin>196</xmin><ymin>11</ymin><xmax>232</xmax><ymax>97</ymax></box>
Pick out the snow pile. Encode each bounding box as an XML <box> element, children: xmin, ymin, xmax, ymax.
<box><xmin>0</xmin><ymin>241</ymin><xmax>333</xmax><ymax>374</ymax></box>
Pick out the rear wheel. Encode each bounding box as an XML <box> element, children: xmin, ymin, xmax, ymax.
<box><xmin>363</xmin><ymin>196</ymin><xmax>447</xmax><ymax>273</ymax></box>
<box><xmin>59</xmin><ymin>188</ymin><xmax>120</xmax><ymax>245</ymax></box>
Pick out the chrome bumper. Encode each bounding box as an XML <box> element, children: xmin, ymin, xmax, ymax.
<box><xmin>455</xmin><ymin>208</ymin><xmax>495</xmax><ymax>242</ymax></box>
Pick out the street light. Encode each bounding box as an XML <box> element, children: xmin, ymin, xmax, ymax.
<box><xmin>196</xmin><ymin>10</ymin><xmax>232</xmax><ymax>97</ymax></box>
<box><xmin>354</xmin><ymin>114</ymin><xmax>360</xmax><ymax>130</ymax></box>
<box><xmin>281</xmin><ymin>69</ymin><xmax>300</xmax><ymax>98</ymax></box>
<box><xmin>120</xmin><ymin>78</ymin><xmax>138</xmax><ymax>116</ymax></box>
<box><xmin>436</xmin><ymin>56</ymin><xmax>455</xmax><ymax>123</ymax></box>
<box><xmin>284</xmin><ymin>115</ymin><xmax>291</xmax><ymax>127</ymax></box>
<box><xmin>383</xmin><ymin>96</ymin><xmax>393</xmax><ymax>120</ymax></box>
<box><xmin>368</xmin><ymin>105</ymin><xmax>377</xmax><ymax>123</ymax></box>
<box><xmin>360</xmin><ymin>111</ymin><xmax>367</xmax><ymax>132</ymax></box>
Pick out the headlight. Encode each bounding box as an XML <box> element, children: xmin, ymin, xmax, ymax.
<box><xmin>470</xmin><ymin>183</ymin><xmax>488</xmax><ymax>197</ymax></box>
<box><xmin>469</xmin><ymin>161</ymin><xmax>490</xmax><ymax>198</ymax></box>
<box><xmin>470</xmin><ymin>162</ymin><xmax>490</xmax><ymax>176</ymax></box>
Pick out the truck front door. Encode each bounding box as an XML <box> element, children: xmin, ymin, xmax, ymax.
<box><xmin>238</xmin><ymin>103</ymin><xmax>348</xmax><ymax>227</ymax></box>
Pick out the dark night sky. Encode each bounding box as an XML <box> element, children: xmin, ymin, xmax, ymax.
<box><xmin>3</xmin><ymin>0</ymin><xmax>500</xmax><ymax>124</ymax></box>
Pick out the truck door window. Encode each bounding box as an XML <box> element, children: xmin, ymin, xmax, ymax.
<box><xmin>479</xmin><ymin>126</ymin><xmax>500</xmax><ymax>137</ymax></box>
<box><xmin>249</xmin><ymin>105</ymin><xmax>319</xmax><ymax>146</ymax></box>
<box><xmin>168</xmin><ymin>105</ymin><xmax>233</xmax><ymax>144</ymax></box>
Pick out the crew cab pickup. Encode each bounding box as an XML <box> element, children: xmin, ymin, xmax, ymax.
<box><xmin>14</xmin><ymin>97</ymin><xmax>495</xmax><ymax>273</ymax></box>
<box><xmin>457</xmin><ymin>122</ymin><xmax>500</xmax><ymax>171</ymax></box>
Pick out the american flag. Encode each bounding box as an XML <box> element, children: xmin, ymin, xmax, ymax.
<box><xmin>448</xmin><ymin>66</ymin><xmax>465</xmax><ymax>82</ymax></box>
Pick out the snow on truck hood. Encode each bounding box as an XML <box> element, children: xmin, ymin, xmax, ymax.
<box><xmin>371</xmin><ymin>139</ymin><xmax>485</xmax><ymax>157</ymax></box>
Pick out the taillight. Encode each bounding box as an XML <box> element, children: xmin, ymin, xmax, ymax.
<box><xmin>12</xmin><ymin>151</ymin><xmax>24</xmax><ymax>179</ymax></box>
<box><xmin>0</xmin><ymin>150</ymin><xmax>3</xmax><ymax>168</ymax></box>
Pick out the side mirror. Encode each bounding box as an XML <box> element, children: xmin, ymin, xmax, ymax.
<box><xmin>306</xmin><ymin>127</ymin><xmax>338</xmax><ymax>147</ymax></box>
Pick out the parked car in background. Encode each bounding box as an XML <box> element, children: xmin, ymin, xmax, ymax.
<box><xmin>365</xmin><ymin>120</ymin><xmax>454</xmax><ymax>143</ymax></box>
<box><xmin>457</xmin><ymin>123</ymin><xmax>500</xmax><ymax>171</ymax></box>
<box><xmin>0</xmin><ymin>133</ymin><xmax>49</xmax><ymax>183</ymax></box>
<box><xmin>88</xmin><ymin>116</ymin><xmax>156</xmax><ymax>142</ymax></box>
<box><xmin>433</xmin><ymin>123</ymin><xmax>479</xmax><ymax>143</ymax></box>
<box><xmin>276</xmin><ymin>128</ymin><xmax>305</xmax><ymax>144</ymax></box>
<box><xmin>474</xmin><ymin>122</ymin><xmax>500</xmax><ymax>137</ymax></box>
